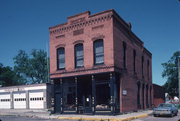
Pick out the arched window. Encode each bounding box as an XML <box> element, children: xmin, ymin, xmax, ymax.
<box><xmin>94</xmin><ymin>39</ymin><xmax>104</xmax><ymax>65</ymax></box>
<box><xmin>57</xmin><ymin>47</ymin><xmax>65</xmax><ymax>69</ymax></box>
<box><xmin>75</xmin><ymin>43</ymin><xmax>84</xmax><ymax>68</ymax></box>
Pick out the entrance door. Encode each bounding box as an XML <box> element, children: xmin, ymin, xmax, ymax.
<box><xmin>55</xmin><ymin>93</ymin><xmax>61</xmax><ymax>113</ymax></box>
<box><xmin>63</xmin><ymin>80</ymin><xmax>76</xmax><ymax>111</ymax></box>
<box><xmin>96</xmin><ymin>83</ymin><xmax>110</xmax><ymax>111</ymax></box>
<box><xmin>78</xmin><ymin>77</ymin><xmax>92</xmax><ymax>113</ymax></box>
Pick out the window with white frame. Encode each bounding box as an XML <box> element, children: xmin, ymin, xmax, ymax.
<box><xmin>57</xmin><ymin>47</ymin><xmax>65</xmax><ymax>69</ymax></box>
<box><xmin>94</xmin><ymin>39</ymin><xmax>104</xmax><ymax>65</ymax></box>
<box><xmin>75</xmin><ymin>43</ymin><xmax>84</xmax><ymax>68</ymax></box>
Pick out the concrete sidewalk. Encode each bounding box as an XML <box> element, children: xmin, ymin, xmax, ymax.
<box><xmin>0</xmin><ymin>109</ymin><xmax>153</xmax><ymax>121</ymax></box>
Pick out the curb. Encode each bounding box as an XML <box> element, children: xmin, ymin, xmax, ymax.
<box><xmin>0</xmin><ymin>111</ymin><xmax>152</xmax><ymax>121</ymax></box>
<box><xmin>57</xmin><ymin>113</ymin><xmax>152</xmax><ymax>121</ymax></box>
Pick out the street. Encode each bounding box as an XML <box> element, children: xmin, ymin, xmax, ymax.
<box><xmin>0</xmin><ymin>115</ymin><xmax>68</xmax><ymax>121</ymax></box>
<box><xmin>133</xmin><ymin>113</ymin><xmax>180</xmax><ymax>121</ymax></box>
<box><xmin>1</xmin><ymin>113</ymin><xmax>180</xmax><ymax>121</ymax></box>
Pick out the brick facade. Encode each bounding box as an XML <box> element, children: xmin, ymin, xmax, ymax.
<box><xmin>153</xmin><ymin>84</ymin><xmax>165</xmax><ymax>107</ymax></box>
<box><xmin>49</xmin><ymin>9</ymin><xmax>152</xmax><ymax>114</ymax></box>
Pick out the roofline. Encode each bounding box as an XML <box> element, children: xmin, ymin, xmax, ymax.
<box><xmin>49</xmin><ymin>9</ymin><xmax>115</xmax><ymax>30</ymax></box>
<box><xmin>144</xmin><ymin>47</ymin><xmax>152</xmax><ymax>57</ymax></box>
<box><xmin>0</xmin><ymin>83</ymin><xmax>50</xmax><ymax>90</ymax></box>
<box><xmin>153</xmin><ymin>83</ymin><xmax>163</xmax><ymax>87</ymax></box>
<box><xmin>67</xmin><ymin>11</ymin><xmax>90</xmax><ymax>19</ymax></box>
<box><xmin>89</xmin><ymin>9</ymin><xmax>113</xmax><ymax>17</ymax></box>
<box><xmin>49</xmin><ymin>22</ymin><xmax>68</xmax><ymax>30</ymax></box>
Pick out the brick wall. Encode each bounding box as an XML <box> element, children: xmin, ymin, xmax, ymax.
<box><xmin>112</xmin><ymin>11</ymin><xmax>152</xmax><ymax>112</ymax></box>
<box><xmin>49</xmin><ymin>10</ymin><xmax>115</xmax><ymax>78</ymax></box>
<box><xmin>153</xmin><ymin>84</ymin><xmax>165</xmax><ymax>107</ymax></box>
<box><xmin>49</xmin><ymin>9</ymin><xmax>153</xmax><ymax>112</ymax></box>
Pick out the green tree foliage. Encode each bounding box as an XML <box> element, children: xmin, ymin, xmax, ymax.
<box><xmin>13</xmin><ymin>49</ymin><xmax>49</xmax><ymax>84</ymax></box>
<box><xmin>162</xmin><ymin>51</ymin><xmax>180</xmax><ymax>97</ymax></box>
<box><xmin>0</xmin><ymin>63</ymin><xmax>21</xmax><ymax>86</ymax></box>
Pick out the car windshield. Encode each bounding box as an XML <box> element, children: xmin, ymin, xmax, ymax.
<box><xmin>158</xmin><ymin>104</ymin><xmax>172</xmax><ymax>108</ymax></box>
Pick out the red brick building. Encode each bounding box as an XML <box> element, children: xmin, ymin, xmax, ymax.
<box><xmin>49</xmin><ymin>9</ymin><xmax>153</xmax><ymax>114</ymax></box>
<box><xmin>153</xmin><ymin>84</ymin><xmax>165</xmax><ymax>107</ymax></box>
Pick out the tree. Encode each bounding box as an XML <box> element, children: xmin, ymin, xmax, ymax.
<box><xmin>13</xmin><ymin>49</ymin><xmax>49</xmax><ymax>84</ymax></box>
<box><xmin>0</xmin><ymin>63</ymin><xmax>22</xmax><ymax>86</ymax></box>
<box><xmin>162</xmin><ymin>51</ymin><xmax>180</xmax><ymax>97</ymax></box>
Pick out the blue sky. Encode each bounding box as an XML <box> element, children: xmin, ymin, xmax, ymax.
<box><xmin>0</xmin><ymin>0</ymin><xmax>180</xmax><ymax>85</ymax></box>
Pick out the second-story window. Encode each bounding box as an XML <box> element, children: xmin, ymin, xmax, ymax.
<box><xmin>75</xmin><ymin>43</ymin><xmax>84</xmax><ymax>68</ymax></box>
<box><xmin>147</xmin><ymin>60</ymin><xmax>150</xmax><ymax>80</ymax></box>
<box><xmin>133</xmin><ymin>49</ymin><xmax>136</xmax><ymax>74</ymax></box>
<box><xmin>57</xmin><ymin>47</ymin><xmax>65</xmax><ymax>70</ymax></box>
<box><xmin>123</xmin><ymin>42</ymin><xmax>127</xmax><ymax>69</ymax></box>
<box><xmin>94</xmin><ymin>39</ymin><xmax>104</xmax><ymax>65</ymax></box>
<box><xmin>142</xmin><ymin>56</ymin><xmax>144</xmax><ymax>77</ymax></box>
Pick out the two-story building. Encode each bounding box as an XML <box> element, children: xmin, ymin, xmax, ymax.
<box><xmin>49</xmin><ymin>9</ymin><xmax>153</xmax><ymax>114</ymax></box>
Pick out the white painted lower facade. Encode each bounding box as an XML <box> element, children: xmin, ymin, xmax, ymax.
<box><xmin>0</xmin><ymin>93</ymin><xmax>11</xmax><ymax>109</ymax></box>
<box><xmin>0</xmin><ymin>83</ymin><xmax>52</xmax><ymax>110</ymax></box>
<box><xmin>13</xmin><ymin>92</ymin><xmax>26</xmax><ymax>109</ymax></box>
<box><xmin>29</xmin><ymin>91</ymin><xmax>44</xmax><ymax>109</ymax></box>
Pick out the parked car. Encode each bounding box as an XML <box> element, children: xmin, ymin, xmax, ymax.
<box><xmin>174</xmin><ymin>104</ymin><xmax>180</xmax><ymax>109</ymax></box>
<box><xmin>153</xmin><ymin>103</ymin><xmax>178</xmax><ymax>117</ymax></box>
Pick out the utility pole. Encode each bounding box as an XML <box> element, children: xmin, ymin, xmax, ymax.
<box><xmin>178</xmin><ymin>56</ymin><xmax>180</xmax><ymax>103</ymax></box>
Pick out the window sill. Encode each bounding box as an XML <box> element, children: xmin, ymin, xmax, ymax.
<box><xmin>93</xmin><ymin>63</ymin><xmax>105</xmax><ymax>68</ymax></box>
<box><xmin>94</xmin><ymin>62</ymin><xmax>104</xmax><ymax>66</ymax></box>
<box><xmin>75</xmin><ymin>66</ymin><xmax>84</xmax><ymax>69</ymax></box>
<box><xmin>57</xmin><ymin>68</ymin><xmax>65</xmax><ymax>71</ymax></box>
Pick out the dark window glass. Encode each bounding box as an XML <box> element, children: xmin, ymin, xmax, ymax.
<box><xmin>94</xmin><ymin>39</ymin><xmax>104</xmax><ymax>65</ymax></box>
<box><xmin>57</xmin><ymin>48</ymin><xmax>65</xmax><ymax>69</ymax></box>
<box><xmin>133</xmin><ymin>49</ymin><xmax>136</xmax><ymax>74</ymax></box>
<box><xmin>123</xmin><ymin>42</ymin><xmax>127</xmax><ymax>68</ymax></box>
<box><xmin>142</xmin><ymin>56</ymin><xmax>144</xmax><ymax>77</ymax></box>
<box><xmin>75</xmin><ymin>43</ymin><xmax>84</xmax><ymax>68</ymax></box>
<box><xmin>147</xmin><ymin>60</ymin><xmax>150</xmax><ymax>80</ymax></box>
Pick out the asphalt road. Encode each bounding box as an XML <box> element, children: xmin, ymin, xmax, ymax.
<box><xmin>132</xmin><ymin>113</ymin><xmax>180</xmax><ymax>121</ymax></box>
<box><xmin>0</xmin><ymin>115</ymin><xmax>68</xmax><ymax>121</ymax></box>
<box><xmin>1</xmin><ymin>113</ymin><xmax>180</xmax><ymax>121</ymax></box>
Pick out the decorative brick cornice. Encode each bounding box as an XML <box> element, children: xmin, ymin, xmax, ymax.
<box><xmin>49</xmin><ymin>13</ymin><xmax>113</xmax><ymax>35</ymax></box>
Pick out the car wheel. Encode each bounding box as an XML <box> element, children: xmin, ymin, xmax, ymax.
<box><xmin>153</xmin><ymin>114</ymin><xmax>157</xmax><ymax>117</ymax></box>
<box><xmin>175</xmin><ymin>112</ymin><xmax>178</xmax><ymax>116</ymax></box>
<box><xmin>171</xmin><ymin>112</ymin><xmax>174</xmax><ymax>117</ymax></box>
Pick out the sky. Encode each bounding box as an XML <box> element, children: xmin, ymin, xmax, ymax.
<box><xmin>0</xmin><ymin>0</ymin><xmax>180</xmax><ymax>86</ymax></box>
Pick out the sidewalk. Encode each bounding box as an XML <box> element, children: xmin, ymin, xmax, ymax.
<box><xmin>0</xmin><ymin>109</ymin><xmax>153</xmax><ymax>121</ymax></box>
